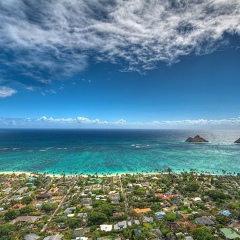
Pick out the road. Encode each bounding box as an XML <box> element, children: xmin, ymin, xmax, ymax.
<box><xmin>0</xmin><ymin>187</ymin><xmax>22</xmax><ymax>203</ymax></box>
<box><xmin>119</xmin><ymin>175</ymin><xmax>130</xmax><ymax>218</ymax></box>
<box><xmin>41</xmin><ymin>180</ymin><xmax>76</xmax><ymax>232</ymax></box>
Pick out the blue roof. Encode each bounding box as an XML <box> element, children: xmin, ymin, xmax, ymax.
<box><xmin>220</xmin><ymin>210</ymin><xmax>231</xmax><ymax>216</ymax></box>
<box><xmin>155</xmin><ymin>212</ymin><xmax>166</xmax><ymax>219</ymax></box>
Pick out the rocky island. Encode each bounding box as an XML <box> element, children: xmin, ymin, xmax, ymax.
<box><xmin>185</xmin><ymin>135</ymin><xmax>208</xmax><ymax>143</ymax></box>
<box><xmin>234</xmin><ymin>138</ymin><xmax>240</xmax><ymax>143</ymax></box>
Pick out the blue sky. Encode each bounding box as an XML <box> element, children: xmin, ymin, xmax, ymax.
<box><xmin>0</xmin><ymin>0</ymin><xmax>240</xmax><ymax>128</ymax></box>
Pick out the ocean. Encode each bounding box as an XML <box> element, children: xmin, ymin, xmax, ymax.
<box><xmin>0</xmin><ymin>129</ymin><xmax>239</xmax><ymax>175</ymax></box>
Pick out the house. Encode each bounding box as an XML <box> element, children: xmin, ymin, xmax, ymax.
<box><xmin>114</xmin><ymin>220</ymin><xmax>127</xmax><ymax>230</ymax></box>
<box><xmin>58</xmin><ymin>223</ymin><xmax>66</xmax><ymax>229</ymax></box>
<box><xmin>11</xmin><ymin>216</ymin><xmax>42</xmax><ymax>224</ymax></box>
<box><xmin>220</xmin><ymin>228</ymin><xmax>240</xmax><ymax>239</ymax></box>
<box><xmin>143</xmin><ymin>216</ymin><xmax>154</xmax><ymax>223</ymax></box>
<box><xmin>185</xmin><ymin>237</ymin><xmax>194</xmax><ymax>240</ymax></box>
<box><xmin>155</xmin><ymin>211</ymin><xmax>166</xmax><ymax>220</ymax></box>
<box><xmin>77</xmin><ymin>213</ymin><xmax>87</xmax><ymax>218</ymax></box>
<box><xmin>100</xmin><ymin>224</ymin><xmax>113</xmax><ymax>232</ymax></box>
<box><xmin>43</xmin><ymin>235</ymin><xmax>64</xmax><ymax>240</ymax></box>
<box><xmin>108</xmin><ymin>193</ymin><xmax>120</xmax><ymax>204</ymax></box>
<box><xmin>150</xmin><ymin>229</ymin><xmax>163</xmax><ymax>239</ymax></box>
<box><xmin>134</xmin><ymin>208</ymin><xmax>151</xmax><ymax>214</ymax></box>
<box><xmin>10</xmin><ymin>203</ymin><xmax>26</xmax><ymax>210</ymax></box>
<box><xmin>36</xmin><ymin>194</ymin><xmax>52</xmax><ymax>200</ymax></box>
<box><xmin>24</xmin><ymin>233</ymin><xmax>40</xmax><ymax>240</ymax></box>
<box><xmin>162</xmin><ymin>194</ymin><xmax>178</xmax><ymax>200</ymax></box>
<box><xmin>192</xmin><ymin>197</ymin><xmax>202</xmax><ymax>202</ymax></box>
<box><xmin>176</xmin><ymin>232</ymin><xmax>184</xmax><ymax>238</ymax></box>
<box><xmin>64</xmin><ymin>207</ymin><xmax>76</xmax><ymax>214</ymax></box>
<box><xmin>73</xmin><ymin>228</ymin><xmax>90</xmax><ymax>237</ymax></box>
<box><xmin>81</xmin><ymin>198</ymin><xmax>92</xmax><ymax>205</ymax></box>
<box><xmin>220</xmin><ymin>210</ymin><xmax>232</xmax><ymax>217</ymax></box>
<box><xmin>195</xmin><ymin>216</ymin><xmax>215</xmax><ymax>226</ymax></box>
<box><xmin>155</xmin><ymin>193</ymin><xmax>164</xmax><ymax>198</ymax></box>
<box><xmin>10</xmin><ymin>195</ymin><xmax>22</xmax><ymax>200</ymax></box>
<box><xmin>134</xmin><ymin>228</ymin><xmax>142</xmax><ymax>236</ymax></box>
<box><xmin>16</xmin><ymin>187</ymin><xmax>29</xmax><ymax>194</ymax></box>
<box><xmin>128</xmin><ymin>220</ymin><xmax>140</xmax><ymax>226</ymax></box>
<box><xmin>113</xmin><ymin>212</ymin><xmax>124</xmax><ymax>218</ymax></box>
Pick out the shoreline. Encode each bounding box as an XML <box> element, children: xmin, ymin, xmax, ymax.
<box><xmin>0</xmin><ymin>170</ymin><xmax>227</xmax><ymax>177</ymax></box>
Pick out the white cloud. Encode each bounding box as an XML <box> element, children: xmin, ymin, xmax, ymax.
<box><xmin>152</xmin><ymin>118</ymin><xmax>240</xmax><ymax>127</ymax></box>
<box><xmin>1</xmin><ymin>116</ymin><xmax>240</xmax><ymax>129</ymax></box>
<box><xmin>0</xmin><ymin>86</ymin><xmax>17</xmax><ymax>98</ymax></box>
<box><xmin>0</xmin><ymin>0</ymin><xmax>239</xmax><ymax>88</ymax></box>
<box><xmin>115</xmin><ymin>119</ymin><xmax>126</xmax><ymax>124</ymax></box>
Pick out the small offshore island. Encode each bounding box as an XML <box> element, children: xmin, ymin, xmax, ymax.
<box><xmin>1</xmin><ymin>171</ymin><xmax>240</xmax><ymax>240</ymax></box>
<box><xmin>185</xmin><ymin>135</ymin><xmax>208</xmax><ymax>143</ymax></box>
<box><xmin>234</xmin><ymin>138</ymin><xmax>240</xmax><ymax>144</ymax></box>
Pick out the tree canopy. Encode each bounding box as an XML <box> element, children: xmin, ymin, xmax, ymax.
<box><xmin>4</xmin><ymin>209</ymin><xmax>20</xmax><ymax>221</ymax></box>
<box><xmin>192</xmin><ymin>226</ymin><xmax>214</xmax><ymax>240</ymax></box>
<box><xmin>88</xmin><ymin>211</ymin><xmax>107</xmax><ymax>225</ymax></box>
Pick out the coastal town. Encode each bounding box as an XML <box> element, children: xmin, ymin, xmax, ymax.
<box><xmin>1</xmin><ymin>170</ymin><xmax>240</xmax><ymax>240</ymax></box>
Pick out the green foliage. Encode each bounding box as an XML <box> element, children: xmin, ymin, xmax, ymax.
<box><xmin>207</xmin><ymin>190</ymin><xmax>226</xmax><ymax>200</ymax></box>
<box><xmin>0</xmin><ymin>236</ymin><xmax>15</xmax><ymax>240</ymax></box>
<box><xmin>229</xmin><ymin>202</ymin><xmax>240</xmax><ymax>211</ymax></box>
<box><xmin>21</xmin><ymin>196</ymin><xmax>33</xmax><ymax>205</ymax></box>
<box><xmin>0</xmin><ymin>223</ymin><xmax>16</xmax><ymax>236</ymax></box>
<box><xmin>129</xmin><ymin>178</ymin><xmax>137</xmax><ymax>183</ymax></box>
<box><xmin>192</xmin><ymin>226</ymin><xmax>214</xmax><ymax>240</ymax></box>
<box><xmin>20</xmin><ymin>205</ymin><xmax>35</xmax><ymax>214</ymax></box>
<box><xmin>42</xmin><ymin>215</ymin><xmax>50</xmax><ymax>221</ymax></box>
<box><xmin>88</xmin><ymin>211</ymin><xmax>107</xmax><ymax>225</ymax></box>
<box><xmin>33</xmin><ymin>179</ymin><xmax>42</xmax><ymax>187</ymax></box>
<box><xmin>150</xmin><ymin>204</ymin><xmax>162</xmax><ymax>212</ymax></box>
<box><xmin>216</xmin><ymin>214</ymin><xmax>230</xmax><ymax>224</ymax></box>
<box><xmin>66</xmin><ymin>217</ymin><xmax>82</xmax><ymax>229</ymax></box>
<box><xmin>92</xmin><ymin>200</ymin><xmax>114</xmax><ymax>217</ymax></box>
<box><xmin>185</xmin><ymin>182</ymin><xmax>200</xmax><ymax>192</ymax></box>
<box><xmin>135</xmin><ymin>232</ymin><xmax>146</xmax><ymax>240</ymax></box>
<box><xmin>4</xmin><ymin>209</ymin><xmax>20</xmax><ymax>221</ymax></box>
<box><xmin>164</xmin><ymin>212</ymin><xmax>176</xmax><ymax>222</ymax></box>
<box><xmin>160</xmin><ymin>227</ymin><xmax>169</xmax><ymax>236</ymax></box>
<box><xmin>41</xmin><ymin>202</ymin><xmax>58</xmax><ymax>212</ymax></box>
<box><xmin>134</xmin><ymin>187</ymin><xmax>146</xmax><ymax>195</ymax></box>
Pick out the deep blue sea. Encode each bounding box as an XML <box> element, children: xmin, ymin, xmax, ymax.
<box><xmin>0</xmin><ymin>129</ymin><xmax>239</xmax><ymax>175</ymax></box>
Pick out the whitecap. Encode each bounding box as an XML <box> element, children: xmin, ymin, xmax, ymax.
<box><xmin>39</xmin><ymin>150</ymin><xmax>47</xmax><ymax>152</ymax></box>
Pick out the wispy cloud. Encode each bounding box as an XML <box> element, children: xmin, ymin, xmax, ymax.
<box><xmin>36</xmin><ymin>116</ymin><xmax>126</xmax><ymax>126</ymax></box>
<box><xmin>0</xmin><ymin>86</ymin><xmax>17</xmax><ymax>98</ymax></box>
<box><xmin>1</xmin><ymin>116</ymin><xmax>240</xmax><ymax>129</ymax></box>
<box><xmin>0</xmin><ymin>0</ymin><xmax>240</xmax><ymax>89</ymax></box>
<box><xmin>152</xmin><ymin>118</ymin><xmax>240</xmax><ymax>128</ymax></box>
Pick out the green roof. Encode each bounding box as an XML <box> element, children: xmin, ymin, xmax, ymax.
<box><xmin>220</xmin><ymin>228</ymin><xmax>240</xmax><ymax>239</ymax></box>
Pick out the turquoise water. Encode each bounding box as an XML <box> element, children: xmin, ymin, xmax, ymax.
<box><xmin>0</xmin><ymin>129</ymin><xmax>239</xmax><ymax>175</ymax></box>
